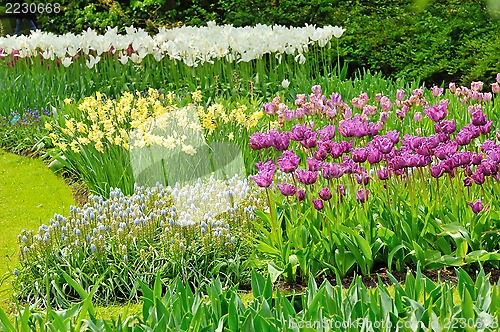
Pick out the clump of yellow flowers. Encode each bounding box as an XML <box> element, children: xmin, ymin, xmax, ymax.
<box><xmin>196</xmin><ymin>101</ymin><xmax>264</xmax><ymax>138</ymax></box>
<box><xmin>46</xmin><ymin>89</ymin><xmax>265</xmax><ymax>155</ymax></box>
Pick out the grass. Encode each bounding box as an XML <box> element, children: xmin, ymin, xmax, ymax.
<box><xmin>0</xmin><ymin>149</ymin><xmax>75</xmax><ymax>312</ymax></box>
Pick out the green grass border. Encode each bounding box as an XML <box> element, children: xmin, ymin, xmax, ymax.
<box><xmin>0</xmin><ymin>149</ymin><xmax>75</xmax><ymax>312</ymax></box>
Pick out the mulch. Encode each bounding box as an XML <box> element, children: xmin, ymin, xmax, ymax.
<box><xmin>276</xmin><ymin>266</ymin><xmax>500</xmax><ymax>292</ymax></box>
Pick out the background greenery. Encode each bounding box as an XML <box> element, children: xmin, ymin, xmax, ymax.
<box><xmin>16</xmin><ymin>0</ymin><xmax>497</xmax><ymax>86</ymax></box>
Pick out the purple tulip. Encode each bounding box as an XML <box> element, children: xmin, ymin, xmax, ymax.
<box><xmin>379</xmin><ymin>111</ymin><xmax>389</xmax><ymax>122</ymax></box>
<box><xmin>300</xmin><ymin>136</ymin><xmax>317</xmax><ymax>149</ymax></box>
<box><xmin>319</xmin><ymin>187</ymin><xmax>332</xmax><ymax>200</ymax></box>
<box><xmin>378</xmin><ymin>167</ymin><xmax>390</xmax><ymax>180</ymax></box>
<box><xmin>480</xmin><ymin>121</ymin><xmax>493</xmax><ymax>135</ymax></box>
<box><xmin>455</xmin><ymin>129</ymin><xmax>472</xmax><ymax>146</ymax></box>
<box><xmin>464</xmin><ymin>177</ymin><xmax>473</xmax><ymax>187</ymax></box>
<box><xmin>386</xmin><ymin>130</ymin><xmax>400</xmax><ymax>144</ymax></box>
<box><xmin>268</xmin><ymin>130</ymin><xmax>290</xmax><ymax>151</ymax></box>
<box><xmin>480</xmin><ymin>140</ymin><xmax>497</xmax><ymax>153</ymax></box>
<box><xmin>256</xmin><ymin>160</ymin><xmax>276</xmax><ymax>173</ymax></box>
<box><xmin>307</xmin><ymin>157</ymin><xmax>322</xmax><ymax>172</ymax></box>
<box><xmin>352</xmin><ymin>148</ymin><xmax>368</xmax><ymax>163</ymax></box>
<box><xmin>338</xmin><ymin>184</ymin><xmax>346</xmax><ymax>196</ymax></box>
<box><xmin>389</xmin><ymin>155</ymin><xmax>409</xmax><ymax>171</ymax></box>
<box><xmin>329</xmin><ymin>142</ymin><xmax>344</xmax><ymax>159</ymax></box>
<box><xmin>424</xmin><ymin>101</ymin><xmax>448</xmax><ymax>122</ymax></box>
<box><xmin>471</xmin><ymin>153</ymin><xmax>483</xmax><ymax>165</ymax></box>
<box><xmin>373</xmin><ymin>135</ymin><xmax>394</xmax><ymax>154</ymax></box>
<box><xmin>434</xmin><ymin>141</ymin><xmax>458</xmax><ymax>160</ymax></box>
<box><xmin>356</xmin><ymin>172</ymin><xmax>370</xmax><ymax>185</ymax></box>
<box><xmin>430</xmin><ymin>164</ymin><xmax>445</xmax><ymax>178</ymax></box>
<box><xmin>426</xmin><ymin>134</ymin><xmax>440</xmax><ymax>149</ymax></box>
<box><xmin>467</xmin><ymin>200</ymin><xmax>483</xmax><ymax>214</ymax></box>
<box><xmin>317</xmin><ymin>125</ymin><xmax>336</xmax><ymax>141</ymax></box>
<box><xmin>479</xmin><ymin>159</ymin><xmax>498</xmax><ymax>176</ymax></box>
<box><xmin>252</xmin><ymin>172</ymin><xmax>274</xmax><ymax>188</ymax></box>
<box><xmin>296</xmin><ymin>189</ymin><xmax>306</xmax><ymax>201</ymax></box>
<box><xmin>453</xmin><ymin>152</ymin><xmax>472</xmax><ymax>167</ymax></box>
<box><xmin>322</xmin><ymin>162</ymin><xmax>344</xmax><ymax>179</ymax></box>
<box><xmin>449</xmin><ymin>82</ymin><xmax>457</xmax><ymax>93</ymax></box>
<box><xmin>341</xmin><ymin>140</ymin><xmax>354</xmax><ymax>154</ymax></box>
<box><xmin>431</xmin><ymin>86</ymin><xmax>444</xmax><ymax>97</ymax></box>
<box><xmin>263</xmin><ymin>102</ymin><xmax>277</xmax><ymax>115</ymax></box>
<box><xmin>311</xmin><ymin>85</ymin><xmax>323</xmax><ymax>96</ymax></box>
<box><xmin>277</xmin><ymin>151</ymin><xmax>300</xmax><ymax>173</ymax></box>
<box><xmin>472</xmin><ymin>170</ymin><xmax>485</xmax><ymax>185</ymax></box>
<box><xmin>313</xmin><ymin>147</ymin><xmax>329</xmax><ymax>161</ymax></box>
<box><xmin>277</xmin><ymin>183</ymin><xmax>297</xmax><ymax>196</ymax></box>
<box><xmin>396</xmin><ymin>89</ymin><xmax>406</xmax><ymax>101</ymax></box>
<box><xmin>296</xmin><ymin>170</ymin><xmax>318</xmax><ymax>185</ymax></box>
<box><xmin>363</xmin><ymin>105</ymin><xmax>378</xmax><ymax>116</ymax></box>
<box><xmin>380</xmin><ymin>96</ymin><xmax>392</xmax><ymax>111</ymax></box>
<box><xmin>471</xmin><ymin>109</ymin><xmax>487</xmax><ymax>126</ymax></box>
<box><xmin>341</xmin><ymin>156</ymin><xmax>358</xmax><ymax>174</ymax></box>
<box><xmin>330</xmin><ymin>92</ymin><xmax>343</xmax><ymax>105</ymax></box>
<box><xmin>249</xmin><ymin>132</ymin><xmax>271</xmax><ymax>150</ymax></box>
<box><xmin>462</xmin><ymin>123</ymin><xmax>482</xmax><ymax>140</ymax></box>
<box><xmin>367</xmin><ymin>148</ymin><xmax>383</xmax><ymax>164</ymax></box>
<box><xmin>289</xmin><ymin>124</ymin><xmax>313</xmax><ymax>141</ymax></box>
<box><xmin>295</xmin><ymin>94</ymin><xmax>306</xmax><ymax>107</ymax></box>
<box><xmin>434</xmin><ymin>120</ymin><xmax>456</xmax><ymax>135</ymax></box>
<box><xmin>312</xmin><ymin>198</ymin><xmax>324</xmax><ymax>210</ymax></box>
<box><xmin>356</xmin><ymin>189</ymin><xmax>370</xmax><ymax>203</ymax></box>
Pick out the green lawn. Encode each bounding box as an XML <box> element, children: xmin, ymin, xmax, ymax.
<box><xmin>0</xmin><ymin>149</ymin><xmax>75</xmax><ymax>311</ymax></box>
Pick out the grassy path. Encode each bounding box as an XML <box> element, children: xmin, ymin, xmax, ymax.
<box><xmin>0</xmin><ymin>149</ymin><xmax>75</xmax><ymax>311</ymax></box>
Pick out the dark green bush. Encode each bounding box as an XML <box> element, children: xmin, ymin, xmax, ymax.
<box><xmin>38</xmin><ymin>0</ymin><xmax>500</xmax><ymax>85</ymax></box>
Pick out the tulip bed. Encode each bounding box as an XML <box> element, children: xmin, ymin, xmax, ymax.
<box><xmin>1</xmin><ymin>23</ymin><xmax>500</xmax><ymax>330</ymax></box>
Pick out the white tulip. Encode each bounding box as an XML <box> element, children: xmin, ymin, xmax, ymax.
<box><xmin>61</xmin><ymin>57</ymin><xmax>73</xmax><ymax>67</ymax></box>
<box><xmin>332</xmin><ymin>26</ymin><xmax>346</xmax><ymax>39</ymax></box>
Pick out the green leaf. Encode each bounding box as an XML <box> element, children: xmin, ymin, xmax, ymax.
<box><xmin>461</xmin><ymin>288</ymin><xmax>475</xmax><ymax>321</ymax></box>
<box><xmin>0</xmin><ymin>307</ymin><xmax>16</xmax><ymax>332</ymax></box>
<box><xmin>61</xmin><ymin>270</ymin><xmax>88</xmax><ymax>300</ymax></box>
<box><xmin>388</xmin><ymin>244</ymin><xmax>407</xmax><ymax>272</ymax></box>
<box><xmin>268</xmin><ymin>263</ymin><xmax>284</xmax><ymax>283</ymax></box>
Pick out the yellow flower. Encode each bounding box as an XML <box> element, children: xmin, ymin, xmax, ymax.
<box><xmin>76</xmin><ymin>122</ymin><xmax>88</xmax><ymax>134</ymax></box>
<box><xmin>48</xmin><ymin>132</ymin><xmax>58</xmax><ymax>144</ymax></box>
<box><xmin>44</xmin><ymin>122</ymin><xmax>53</xmax><ymax>131</ymax></box>
<box><xmin>201</xmin><ymin>117</ymin><xmax>217</xmax><ymax>134</ymax></box>
<box><xmin>65</xmin><ymin>119</ymin><xmax>76</xmax><ymax>135</ymax></box>
<box><xmin>77</xmin><ymin>137</ymin><xmax>90</xmax><ymax>145</ymax></box>
<box><xmin>169</xmin><ymin>92</ymin><xmax>177</xmax><ymax>104</ymax></box>
<box><xmin>228</xmin><ymin>132</ymin><xmax>234</xmax><ymax>141</ymax></box>
<box><xmin>191</xmin><ymin>90</ymin><xmax>203</xmax><ymax>103</ymax></box>
<box><xmin>233</xmin><ymin>111</ymin><xmax>246</xmax><ymax>126</ymax></box>
<box><xmin>57</xmin><ymin>142</ymin><xmax>67</xmax><ymax>151</ymax></box>
<box><xmin>94</xmin><ymin>140</ymin><xmax>104</xmax><ymax>153</ymax></box>
<box><xmin>63</xmin><ymin>98</ymin><xmax>73</xmax><ymax>105</ymax></box>
<box><xmin>69</xmin><ymin>141</ymin><xmax>80</xmax><ymax>153</ymax></box>
<box><xmin>245</xmin><ymin>111</ymin><xmax>263</xmax><ymax>129</ymax></box>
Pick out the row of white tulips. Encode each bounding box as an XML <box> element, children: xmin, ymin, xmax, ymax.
<box><xmin>0</xmin><ymin>21</ymin><xmax>345</xmax><ymax>68</ymax></box>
